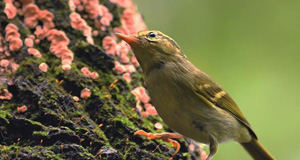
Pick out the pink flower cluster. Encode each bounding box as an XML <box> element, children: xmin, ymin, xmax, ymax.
<box><xmin>0</xmin><ymin>88</ymin><xmax>13</xmax><ymax>100</ymax></box>
<box><xmin>80</xmin><ymin>67</ymin><xmax>99</xmax><ymax>79</ymax></box>
<box><xmin>69</xmin><ymin>12</ymin><xmax>94</xmax><ymax>44</ymax></box>
<box><xmin>131</xmin><ymin>87</ymin><xmax>157</xmax><ymax>117</ymax></box>
<box><xmin>5</xmin><ymin>23</ymin><xmax>23</xmax><ymax>51</ymax></box>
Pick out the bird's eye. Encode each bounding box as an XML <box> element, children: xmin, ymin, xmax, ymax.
<box><xmin>148</xmin><ymin>32</ymin><xmax>158</xmax><ymax>38</ymax></box>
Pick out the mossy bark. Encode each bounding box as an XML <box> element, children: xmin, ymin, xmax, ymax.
<box><xmin>0</xmin><ymin>0</ymin><xmax>200</xmax><ymax>159</ymax></box>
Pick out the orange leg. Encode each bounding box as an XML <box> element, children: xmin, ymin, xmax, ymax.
<box><xmin>134</xmin><ymin>130</ymin><xmax>183</xmax><ymax>159</ymax></box>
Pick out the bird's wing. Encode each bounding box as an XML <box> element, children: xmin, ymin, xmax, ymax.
<box><xmin>194</xmin><ymin>71</ymin><xmax>257</xmax><ymax>139</ymax></box>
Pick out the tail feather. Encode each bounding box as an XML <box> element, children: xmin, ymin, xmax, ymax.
<box><xmin>240</xmin><ymin>139</ymin><xmax>274</xmax><ymax>160</ymax></box>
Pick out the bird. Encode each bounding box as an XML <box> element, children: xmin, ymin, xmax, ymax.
<box><xmin>115</xmin><ymin>30</ymin><xmax>274</xmax><ymax>160</ymax></box>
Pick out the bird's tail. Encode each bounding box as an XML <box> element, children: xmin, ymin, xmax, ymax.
<box><xmin>240</xmin><ymin>139</ymin><xmax>275</xmax><ymax>160</ymax></box>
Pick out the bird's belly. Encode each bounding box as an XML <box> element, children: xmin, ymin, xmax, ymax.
<box><xmin>146</xmin><ymin>77</ymin><xmax>247</xmax><ymax>144</ymax></box>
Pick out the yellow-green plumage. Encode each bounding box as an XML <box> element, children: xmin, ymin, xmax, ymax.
<box><xmin>116</xmin><ymin>30</ymin><xmax>274</xmax><ymax>160</ymax></box>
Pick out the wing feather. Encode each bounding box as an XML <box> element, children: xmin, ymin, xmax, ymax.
<box><xmin>194</xmin><ymin>71</ymin><xmax>257</xmax><ymax>139</ymax></box>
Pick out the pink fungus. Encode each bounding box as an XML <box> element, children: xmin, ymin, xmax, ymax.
<box><xmin>29</xmin><ymin>35</ymin><xmax>35</xmax><ymax>39</ymax></box>
<box><xmin>5</xmin><ymin>23</ymin><xmax>22</xmax><ymax>51</ymax></box>
<box><xmin>145</xmin><ymin>103</ymin><xmax>157</xmax><ymax>115</ymax></box>
<box><xmin>122</xmin><ymin>73</ymin><xmax>131</xmax><ymax>83</ymax></box>
<box><xmin>81</xmin><ymin>88</ymin><xmax>91</xmax><ymax>99</ymax></box>
<box><xmin>4</xmin><ymin>2</ymin><xmax>17</xmax><ymax>19</ymax></box>
<box><xmin>92</xmin><ymin>30</ymin><xmax>98</xmax><ymax>36</ymax></box>
<box><xmin>17</xmin><ymin>9</ymin><xmax>23</xmax><ymax>16</ymax></box>
<box><xmin>39</xmin><ymin>63</ymin><xmax>48</xmax><ymax>72</ymax></box>
<box><xmin>62</xmin><ymin>51</ymin><xmax>74</xmax><ymax>61</ymax></box>
<box><xmin>9</xmin><ymin>38</ymin><xmax>23</xmax><ymax>51</ymax></box>
<box><xmin>154</xmin><ymin>122</ymin><xmax>163</xmax><ymax>130</ymax></box>
<box><xmin>39</xmin><ymin>10</ymin><xmax>54</xmax><ymax>23</ymax></box>
<box><xmin>0</xmin><ymin>59</ymin><xmax>10</xmax><ymax>68</ymax></box>
<box><xmin>61</xmin><ymin>59</ymin><xmax>72</xmax><ymax>65</ymax></box>
<box><xmin>5</xmin><ymin>23</ymin><xmax>18</xmax><ymax>32</ymax></box>
<box><xmin>116</xmin><ymin>41</ymin><xmax>130</xmax><ymax>63</ymax></box>
<box><xmin>141</xmin><ymin>111</ymin><xmax>148</xmax><ymax>117</ymax></box>
<box><xmin>102</xmin><ymin>36</ymin><xmax>117</xmax><ymax>55</ymax></box>
<box><xmin>110</xmin><ymin>0</ymin><xmax>131</xmax><ymax>8</ymax></box>
<box><xmin>62</xmin><ymin>64</ymin><xmax>71</xmax><ymax>70</ymax></box>
<box><xmin>120</xmin><ymin>7</ymin><xmax>147</xmax><ymax>34</ymax></box>
<box><xmin>114</xmin><ymin>27</ymin><xmax>129</xmax><ymax>35</ymax></box>
<box><xmin>77</xmin><ymin>5</ymin><xmax>84</xmax><ymax>12</ymax></box>
<box><xmin>17</xmin><ymin>105</ymin><xmax>28</xmax><ymax>112</ymax></box>
<box><xmin>124</xmin><ymin>64</ymin><xmax>136</xmax><ymax>73</ymax></box>
<box><xmin>113</xmin><ymin>61</ymin><xmax>126</xmax><ymax>74</ymax></box>
<box><xmin>0</xmin><ymin>89</ymin><xmax>13</xmax><ymax>100</ymax></box>
<box><xmin>81</xmin><ymin>67</ymin><xmax>91</xmax><ymax>77</ymax></box>
<box><xmin>131</xmin><ymin>87</ymin><xmax>150</xmax><ymax>103</ymax></box>
<box><xmin>34</xmin><ymin>26</ymin><xmax>47</xmax><ymax>40</ymax></box>
<box><xmin>68</xmin><ymin>0</ymin><xmax>76</xmax><ymax>11</ymax></box>
<box><xmin>69</xmin><ymin>12</ymin><xmax>93</xmax><ymax>44</ymax></box>
<box><xmin>25</xmin><ymin>38</ymin><xmax>34</xmax><ymax>47</ymax></box>
<box><xmin>135</xmin><ymin>100</ymin><xmax>143</xmax><ymax>112</ymax></box>
<box><xmin>34</xmin><ymin>39</ymin><xmax>40</xmax><ymax>44</ymax></box>
<box><xmin>80</xmin><ymin>67</ymin><xmax>99</xmax><ymax>79</ymax></box>
<box><xmin>10</xmin><ymin>63</ymin><xmax>19</xmax><ymax>71</ymax></box>
<box><xmin>131</xmin><ymin>57</ymin><xmax>139</xmax><ymax>66</ymax></box>
<box><xmin>47</xmin><ymin>29</ymin><xmax>69</xmax><ymax>45</ymax></box>
<box><xmin>22</xmin><ymin>4</ymin><xmax>39</xmax><ymax>28</ymax></box>
<box><xmin>73</xmin><ymin>96</ymin><xmax>79</xmax><ymax>102</ymax></box>
<box><xmin>28</xmin><ymin>48</ymin><xmax>42</xmax><ymax>58</ymax></box>
<box><xmin>100</xmin><ymin>16</ymin><xmax>110</xmax><ymax>26</ymax></box>
<box><xmin>90</xmin><ymin>72</ymin><xmax>99</xmax><ymax>79</ymax></box>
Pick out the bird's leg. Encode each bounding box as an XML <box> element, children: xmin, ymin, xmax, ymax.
<box><xmin>206</xmin><ymin>136</ymin><xmax>218</xmax><ymax>160</ymax></box>
<box><xmin>134</xmin><ymin>130</ymin><xmax>183</xmax><ymax>159</ymax></box>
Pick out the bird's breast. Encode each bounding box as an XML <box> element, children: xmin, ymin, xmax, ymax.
<box><xmin>145</xmin><ymin>68</ymin><xmax>250</xmax><ymax>144</ymax></box>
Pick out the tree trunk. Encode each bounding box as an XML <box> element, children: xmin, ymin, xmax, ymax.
<box><xmin>0</xmin><ymin>0</ymin><xmax>203</xmax><ymax>159</ymax></box>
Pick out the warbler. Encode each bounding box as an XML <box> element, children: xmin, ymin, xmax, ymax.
<box><xmin>116</xmin><ymin>31</ymin><xmax>274</xmax><ymax>160</ymax></box>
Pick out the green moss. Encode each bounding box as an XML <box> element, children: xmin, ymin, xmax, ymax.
<box><xmin>0</xmin><ymin>110</ymin><xmax>11</xmax><ymax>124</ymax></box>
<box><xmin>23</xmin><ymin>118</ymin><xmax>47</xmax><ymax>130</ymax></box>
<box><xmin>114</xmin><ymin>115</ymin><xmax>136</xmax><ymax>131</ymax></box>
<box><xmin>33</xmin><ymin>130</ymin><xmax>48</xmax><ymax>137</ymax></box>
<box><xmin>0</xmin><ymin>145</ymin><xmax>64</xmax><ymax>160</ymax></box>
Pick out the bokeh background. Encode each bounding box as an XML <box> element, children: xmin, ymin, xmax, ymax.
<box><xmin>135</xmin><ymin>0</ymin><xmax>300</xmax><ymax>159</ymax></box>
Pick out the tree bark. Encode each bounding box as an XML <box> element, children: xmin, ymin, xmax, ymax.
<box><xmin>0</xmin><ymin>0</ymin><xmax>202</xmax><ymax>159</ymax></box>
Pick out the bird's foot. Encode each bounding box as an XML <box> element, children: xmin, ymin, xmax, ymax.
<box><xmin>134</xmin><ymin>130</ymin><xmax>183</xmax><ymax>159</ymax></box>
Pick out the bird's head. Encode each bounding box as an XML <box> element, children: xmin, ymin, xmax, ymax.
<box><xmin>115</xmin><ymin>30</ymin><xmax>186</xmax><ymax>75</ymax></box>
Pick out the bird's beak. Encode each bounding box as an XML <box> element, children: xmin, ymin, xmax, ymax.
<box><xmin>115</xmin><ymin>33</ymin><xmax>139</xmax><ymax>46</ymax></box>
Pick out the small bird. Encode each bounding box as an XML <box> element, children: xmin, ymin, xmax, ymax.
<box><xmin>116</xmin><ymin>31</ymin><xmax>274</xmax><ymax>160</ymax></box>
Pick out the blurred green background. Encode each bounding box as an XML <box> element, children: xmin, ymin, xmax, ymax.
<box><xmin>135</xmin><ymin>0</ymin><xmax>300</xmax><ymax>160</ymax></box>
